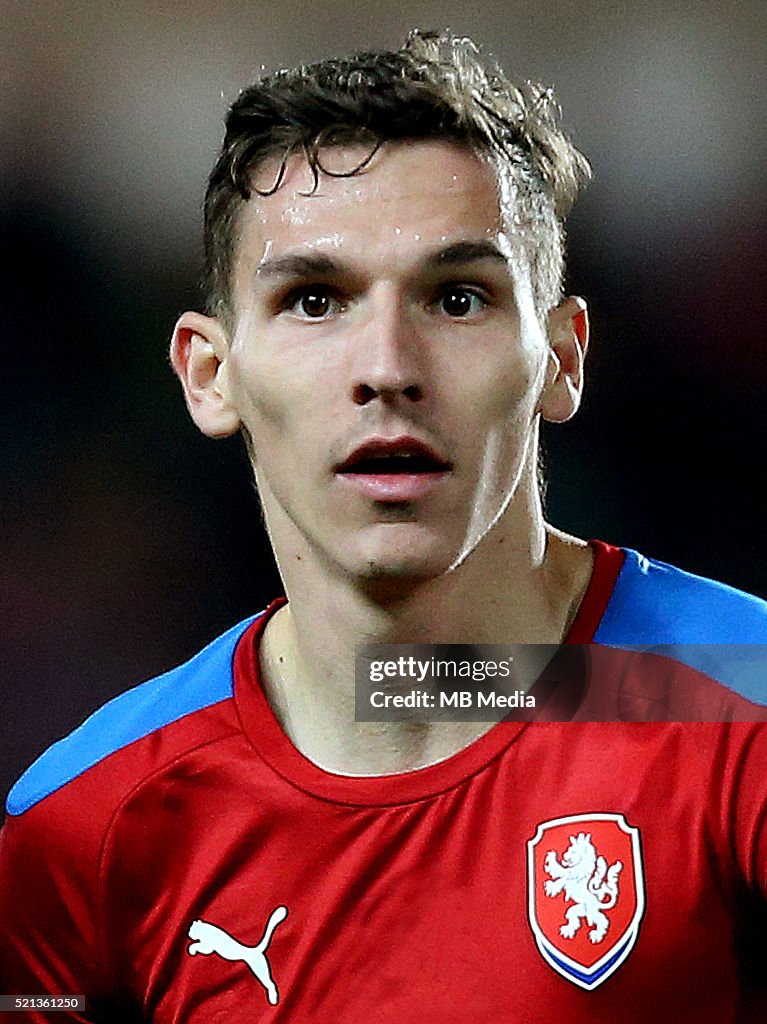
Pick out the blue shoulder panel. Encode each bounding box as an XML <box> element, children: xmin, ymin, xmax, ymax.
<box><xmin>7</xmin><ymin>615</ymin><xmax>259</xmax><ymax>817</ymax></box>
<box><xmin>595</xmin><ymin>550</ymin><xmax>767</xmax><ymax>702</ymax></box>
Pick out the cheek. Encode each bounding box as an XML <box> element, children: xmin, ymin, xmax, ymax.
<box><xmin>479</xmin><ymin>351</ymin><xmax>546</xmax><ymax>429</ymax></box>
<box><xmin>228</xmin><ymin>341</ymin><xmax>301</xmax><ymax>440</ymax></box>
<box><xmin>236</xmin><ymin>380</ymin><xmax>289</xmax><ymax>450</ymax></box>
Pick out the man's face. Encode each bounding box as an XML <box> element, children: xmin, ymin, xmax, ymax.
<box><xmin>224</xmin><ymin>140</ymin><xmax>553</xmax><ymax>583</ymax></box>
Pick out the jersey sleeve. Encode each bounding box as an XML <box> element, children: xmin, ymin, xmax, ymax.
<box><xmin>0</xmin><ymin>792</ymin><xmax>104</xmax><ymax>1022</ymax></box>
<box><xmin>0</xmin><ymin>710</ymin><xmax>155</xmax><ymax>1023</ymax></box>
<box><xmin>714</xmin><ymin>722</ymin><xmax>767</xmax><ymax>1021</ymax></box>
<box><xmin>724</xmin><ymin>723</ymin><xmax>767</xmax><ymax>897</ymax></box>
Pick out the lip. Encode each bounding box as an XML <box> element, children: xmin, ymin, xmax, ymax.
<box><xmin>334</xmin><ymin>435</ymin><xmax>453</xmax><ymax>502</ymax></box>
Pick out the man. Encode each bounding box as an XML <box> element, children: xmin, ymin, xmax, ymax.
<box><xmin>1</xmin><ymin>30</ymin><xmax>765</xmax><ymax>1022</ymax></box>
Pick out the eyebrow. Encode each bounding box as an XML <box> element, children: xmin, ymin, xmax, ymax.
<box><xmin>428</xmin><ymin>240</ymin><xmax>508</xmax><ymax>269</ymax></box>
<box><xmin>254</xmin><ymin>240</ymin><xmax>509</xmax><ymax>281</ymax></box>
<box><xmin>256</xmin><ymin>253</ymin><xmax>340</xmax><ymax>279</ymax></box>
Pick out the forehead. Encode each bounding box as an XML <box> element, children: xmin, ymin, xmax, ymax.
<box><xmin>233</xmin><ymin>141</ymin><xmax>504</xmax><ymax>279</ymax></box>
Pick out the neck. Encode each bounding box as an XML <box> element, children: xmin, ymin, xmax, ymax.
<box><xmin>259</xmin><ymin>497</ymin><xmax>593</xmax><ymax>776</ymax></box>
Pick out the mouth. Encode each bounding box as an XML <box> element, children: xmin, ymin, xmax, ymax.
<box><xmin>335</xmin><ymin>437</ymin><xmax>453</xmax><ymax>502</ymax></box>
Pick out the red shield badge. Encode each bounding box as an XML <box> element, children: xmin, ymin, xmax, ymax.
<box><xmin>527</xmin><ymin>813</ymin><xmax>645</xmax><ymax>990</ymax></box>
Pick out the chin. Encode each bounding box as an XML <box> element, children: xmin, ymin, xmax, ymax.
<box><xmin>347</xmin><ymin>529</ymin><xmax>461</xmax><ymax>585</ymax></box>
<box><xmin>355</xmin><ymin>558</ymin><xmax>445</xmax><ymax>583</ymax></box>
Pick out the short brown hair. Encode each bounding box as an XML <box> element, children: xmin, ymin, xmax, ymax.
<box><xmin>203</xmin><ymin>29</ymin><xmax>590</xmax><ymax>323</ymax></box>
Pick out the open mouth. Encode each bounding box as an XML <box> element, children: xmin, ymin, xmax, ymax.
<box><xmin>339</xmin><ymin>453</ymin><xmax>450</xmax><ymax>475</ymax></box>
<box><xmin>335</xmin><ymin>437</ymin><xmax>452</xmax><ymax>501</ymax></box>
<box><xmin>336</xmin><ymin>438</ymin><xmax>452</xmax><ymax>475</ymax></box>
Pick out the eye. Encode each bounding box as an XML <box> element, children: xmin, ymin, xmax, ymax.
<box><xmin>437</xmin><ymin>287</ymin><xmax>487</xmax><ymax>318</ymax></box>
<box><xmin>285</xmin><ymin>287</ymin><xmax>342</xmax><ymax>319</ymax></box>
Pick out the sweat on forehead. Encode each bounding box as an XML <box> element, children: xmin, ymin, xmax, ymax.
<box><xmin>244</xmin><ymin>142</ymin><xmax>500</xmax><ymax>233</ymax></box>
<box><xmin>229</xmin><ymin>142</ymin><xmax>519</xmax><ymax>311</ymax></box>
<box><xmin>202</xmin><ymin>31</ymin><xmax>590</xmax><ymax>322</ymax></box>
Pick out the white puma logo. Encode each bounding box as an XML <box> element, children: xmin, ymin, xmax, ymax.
<box><xmin>187</xmin><ymin>905</ymin><xmax>288</xmax><ymax>1005</ymax></box>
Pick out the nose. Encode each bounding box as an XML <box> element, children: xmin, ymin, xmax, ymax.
<box><xmin>352</xmin><ymin>380</ymin><xmax>423</xmax><ymax>405</ymax></box>
<box><xmin>350</xmin><ymin>295</ymin><xmax>424</xmax><ymax>406</ymax></box>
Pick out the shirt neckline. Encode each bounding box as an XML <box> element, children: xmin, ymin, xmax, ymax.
<box><xmin>232</xmin><ymin>540</ymin><xmax>624</xmax><ymax>806</ymax></box>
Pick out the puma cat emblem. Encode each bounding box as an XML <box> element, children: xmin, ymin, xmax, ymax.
<box><xmin>187</xmin><ymin>905</ymin><xmax>288</xmax><ymax>1005</ymax></box>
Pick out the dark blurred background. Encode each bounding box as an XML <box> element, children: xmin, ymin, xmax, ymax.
<box><xmin>2</xmin><ymin>1</ymin><xmax>765</xmax><ymax>800</ymax></box>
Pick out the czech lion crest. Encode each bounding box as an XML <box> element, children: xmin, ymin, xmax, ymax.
<box><xmin>527</xmin><ymin>813</ymin><xmax>645</xmax><ymax>990</ymax></box>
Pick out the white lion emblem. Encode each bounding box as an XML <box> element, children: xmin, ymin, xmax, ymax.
<box><xmin>543</xmin><ymin>832</ymin><xmax>623</xmax><ymax>944</ymax></box>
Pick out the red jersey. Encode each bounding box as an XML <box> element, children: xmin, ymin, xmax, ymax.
<box><xmin>1</xmin><ymin>542</ymin><xmax>766</xmax><ymax>1021</ymax></box>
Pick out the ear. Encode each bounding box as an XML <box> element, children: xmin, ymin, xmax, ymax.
<box><xmin>170</xmin><ymin>311</ymin><xmax>241</xmax><ymax>438</ymax></box>
<box><xmin>538</xmin><ymin>296</ymin><xmax>589</xmax><ymax>424</ymax></box>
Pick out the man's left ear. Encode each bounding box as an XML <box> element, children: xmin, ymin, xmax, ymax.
<box><xmin>538</xmin><ymin>296</ymin><xmax>589</xmax><ymax>423</ymax></box>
